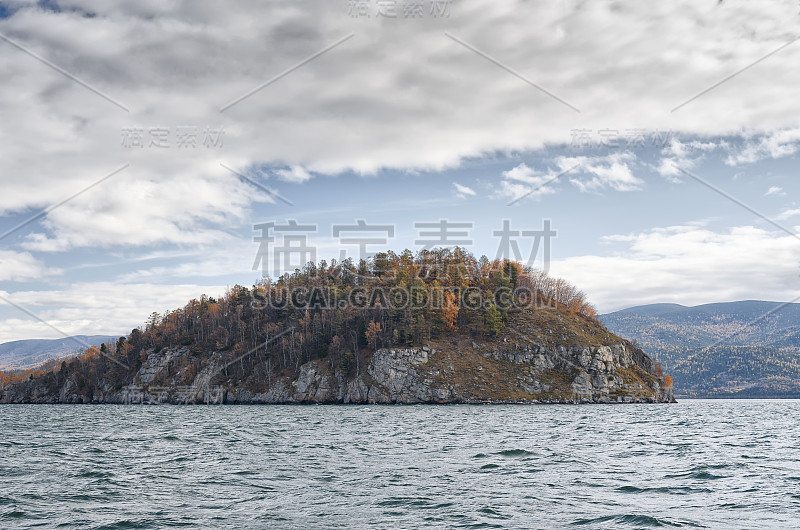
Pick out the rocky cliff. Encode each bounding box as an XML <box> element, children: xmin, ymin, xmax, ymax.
<box><xmin>1</xmin><ymin>336</ymin><xmax>674</xmax><ymax>405</ymax></box>
<box><xmin>231</xmin><ymin>341</ymin><xmax>673</xmax><ymax>404</ymax></box>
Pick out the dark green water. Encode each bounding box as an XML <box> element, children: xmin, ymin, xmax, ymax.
<box><xmin>2</xmin><ymin>400</ymin><xmax>799</xmax><ymax>528</ymax></box>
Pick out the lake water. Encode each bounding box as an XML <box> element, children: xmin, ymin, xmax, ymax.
<box><xmin>2</xmin><ymin>400</ymin><xmax>799</xmax><ymax>528</ymax></box>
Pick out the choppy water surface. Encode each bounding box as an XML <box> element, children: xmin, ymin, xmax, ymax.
<box><xmin>2</xmin><ymin>400</ymin><xmax>800</xmax><ymax>528</ymax></box>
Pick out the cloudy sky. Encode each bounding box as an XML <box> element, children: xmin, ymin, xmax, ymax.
<box><xmin>1</xmin><ymin>0</ymin><xmax>799</xmax><ymax>343</ymax></box>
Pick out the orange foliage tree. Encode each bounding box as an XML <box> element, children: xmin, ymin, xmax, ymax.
<box><xmin>365</xmin><ymin>321</ymin><xmax>382</xmax><ymax>350</ymax></box>
<box><xmin>441</xmin><ymin>290</ymin><xmax>459</xmax><ymax>332</ymax></box>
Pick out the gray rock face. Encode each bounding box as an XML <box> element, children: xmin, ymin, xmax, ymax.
<box><xmin>224</xmin><ymin>342</ymin><xmax>673</xmax><ymax>405</ymax></box>
<box><xmin>1</xmin><ymin>340</ymin><xmax>674</xmax><ymax>405</ymax></box>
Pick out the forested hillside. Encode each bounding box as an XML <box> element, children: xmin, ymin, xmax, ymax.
<box><xmin>601</xmin><ymin>301</ymin><xmax>800</xmax><ymax>397</ymax></box>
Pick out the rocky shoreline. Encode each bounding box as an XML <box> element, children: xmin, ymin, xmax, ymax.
<box><xmin>1</xmin><ymin>340</ymin><xmax>675</xmax><ymax>405</ymax></box>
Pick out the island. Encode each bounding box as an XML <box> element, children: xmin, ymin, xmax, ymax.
<box><xmin>1</xmin><ymin>249</ymin><xmax>674</xmax><ymax>404</ymax></box>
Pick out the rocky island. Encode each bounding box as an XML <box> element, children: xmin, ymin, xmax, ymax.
<box><xmin>1</xmin><ymin>249</ymin><xmax>674</xmax><ymax>404</ymax></box>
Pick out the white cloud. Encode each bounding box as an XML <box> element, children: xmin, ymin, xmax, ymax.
<box><xmin>656</xmin><ymin>157</ymin><xmax>682</xmax><ymax>181</ymax></box>
<box><xmin>0</xmin><ymin>282</ymin><xmax>230</xmax><ymax>344</ymax></box>
<box><xmin>0</xmin><ymin>251</ymin><xmax>60</xmax><ymax>282</ymax></box>
<box><xmin>726</xmin><ymin>127</ymin><xmax>800</xmax><ymax>165</ymax></box>
<box><xmin>274</xmin><ymin>166</ymin><xmax>312</xmax><ymax>183</ymax></box>
<box><xmin>17</xmin><ymin>165</ymin><xmax>259</xmax><ymax>252</ymax></box>
<box><xmin>453</xmin><ymin>182</ymin><xmax>476</xmax><ymax>199</ymax></box>
<box><xmin>655</xmin><ymin>137</ymin><xmax>721</xmax><ymax>181</ymax></box>
<box><xmin>498</xmin><ymin>163</ymin><xmax>560</xmax><ymax>202</ymax></box>
<box><xmin>557</xmin><ymin>152</ymin><xmax>643</xmax><ymax>193</ymax></box>
<box><xmin>0</xmin><ymin>0</ymin><xmax>799</xmax><ymax>249</ymax></box>
<box><xmin>765</xmin><ymin>185</ymin><xmax>785</xmax><ymax>197</ymax></box>
<box><xmin>550</xmin><ymin>224</ymin><xmax>800</xmax><ymax>312</ymax></box>
<box><xmin>776</xmin><ymin>208</ymin><xmax>800</xmax><ymax>221</ymax></box>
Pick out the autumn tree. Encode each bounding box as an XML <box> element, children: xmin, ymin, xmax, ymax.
<box><xmin>365</xmin><ymin>321</ymin><xmax>382</xmax><ymax>350</ymax></box>
<box><xmin>441</xmin><ymin>290</ymin><xmax>459</xmax><ymax>332</ymax></box>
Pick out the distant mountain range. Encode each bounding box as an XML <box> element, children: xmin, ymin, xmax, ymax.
<box><xmin>601</xmin><ymin>301</ymin><xmax>800</xmax><ymax>398</ymax></box>
<box><xmin>0</xmin><ymin>336</ymin><xmax>116</xmax><ymax>372</ymax></box>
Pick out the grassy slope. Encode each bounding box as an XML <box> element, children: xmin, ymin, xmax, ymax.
<box><xmin>415</xmin><ymin>307</ymin><xmax>660</xmax><ymax>402</ymax></box>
